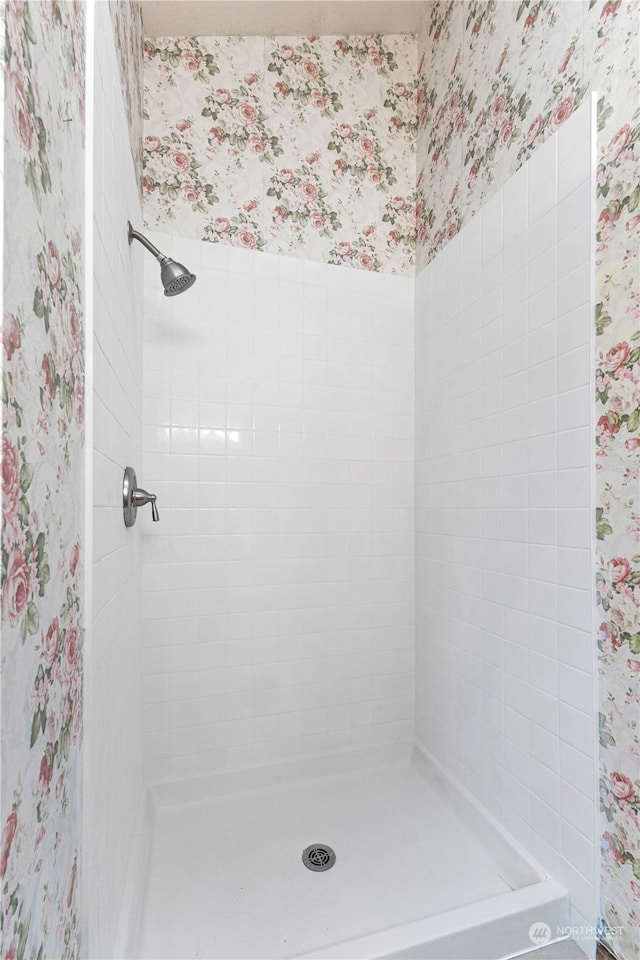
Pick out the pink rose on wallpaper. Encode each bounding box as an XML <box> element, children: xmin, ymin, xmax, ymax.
<box><xmin>604</xmin><ymin>341</ymin><xmax>630</xmax><ymax>371</ymax></box>
<box><xmin>359</xmin><ymin>253</ymin><xmax>374</xmax><ymax>270</ymax></box>
<box><xmin>499</xmin><ymin>119</ymin><xmax>514</xmax><ymax>147</ymax></box>
<box><xmin>65</xmin><ymin>301</ymin><xmax>82</xmax><ymax>356</ymax></box>
<box><xmin>625</xmin><ymin>438</ymin><xmax>640</xmax><ymax>451</ymax></box>
<box><xmin>336</xmin><ymin>242</ymin><xmax>352</xmax><ymax>256</ymax></box>
<box><xmin>299</xmin><ymin>181</ymin><xmax>318</xmax><ymax>202</ymax></box>
<box><xmin>170</xmin><ymin>151</ymin><xmax>189</xmax><ymax>173</ymax></box>
<box><xmin>234</xmin><ymin>230</ymin><xmax>257</xmax><ymax>249</ymax></box>
<box><xmin>3</xmin><ymin>312</ymin><xmax>22</xmax><ymax>359</ymax></box>
<box><xmin>306</xmin><ymin>152</ymin><xmax>320</xmax><ymax>165</ymax></box>
<box><xmin>4</xmin><ymin>940</ymin><xmax>17</xmax><ymax>960</ymax></box>
<box><xmin>142</xmin><ymin>176</ymin><xmax>154</xmax><ymax>195</ymax></box>
<box><xmin>368</xmin><ymin>49</ymin><xmax>384</xmax><ymax>67</ymax></box>
<box><xmin>310</xmin><ymin>213</ymin><xmax>326</xmax><ymax>229</ymax></box>
<box><xmin>492</xmin><ymin>92</ymin><xmax>506</xmax><ymax>117</ymax></box>
<box><xmin>601</xmin><ymin>0</ymin><xmax>622</xmax><ymax>19</ymax></box>
<box><xmin>237</xmin><ymin>102</ymin><xmax>258</xmax><ymax>125</ymax></box>
<box><xmin>496</xmin><ymin>48</ymin><xmax>508</xmax><ymax>74</ymax></box>
<box><xmin>213</xmin><ymin>217</ymin><xmax>230</xmax><ymax>234</ymax></box>
<box><xmin>364</xmin><ymin>109</ymin><xmax>376</xmax><ymax>121</ymax></box>
<box><xmin>181</xmin><ymin>52</ymin><xmax>201</xmax><ymax>72</ymax></box>
<box><xmin>626</xmin><ymin>214</ymin><xmax>640</xmax><ymax>232</ymax></box>
<box><xmin>214</xmin><ymin>88</ymin><xmax>231</xmax><ymax>104</ymax></box>
<box><xmin>362</xmin><ymin>225</ymin><xmax>375</xmax><ymax>236</ymax></box>
<box><xmin>558</xmin><ymin>43</ymin><xmax>576</xmax><ymax>74</ymax></box>
<box><xmin>311</xmin><ymin>91</ymin><xmax>327</xmax><ymax>110</ymax></box>
<box><xmin>628</xmin><ymin>659</ymin><xmax>640</xmax><ymax>673</ymax></box>
<box><xmin>43</xmin><ymin>617</ymin><xmax>61</xmax><ymax>667</ymax></box>
<box><xmin>395</xmin><ymin>82</ymin><xmax>408</xmax><ymax>97</ymax></box>
<box><xmin>41</xmin><ymin>354</ymin><xmax>56</xmax><ymax>407</ymax></box>
<box><xmin>176</xmin><ymin>119</ymin><xmax>191</xmax><ymax>133</ymax></box>
<box><xmin>611</xmin><ymin>558</ymin><xmax>632</xmax><ymax>584</ymax></box>
<box><xmin>248</xmin><ymin>134</ymin><xmax>266</xmax><ymax>154</ymax></box>
<box><xmin>447</xmin><ymin>222</ymin><xmax>458</xmax><ymax>240</ymax></box>
<box><xmin>2</xmin><ymin>548</ymin><xmax>34</xmax><ymax>626</ymax></box>
<box><xmin>0</xmin><ymin>811</ymin><xmax>17</xmax><ymax>878</ymax></box>
<box><xmin>300</xmin><ymin>59</ymin><xmax>319</xmax><ymax>81</ymax></box>
<box><xmin>68</xmin><ymin>858</ymin><xmax>77</xmax><ymax>908</ymax></box>
<box><xmin>2</xmin><ymin>436</ymin><xmax>21</xmax><ymax>522</ymax></box>
<box><xmin>338</xmin><ymin>124</ymin><xmax>352</xmax><ymax>138</ymax></box>
<box><xmin>144</xmin><ymin>135</ymin><xmax>161</xmax><ymax>152</ymax></box>
<box><xmin>367</xmin><ymin>166</ymin><xmax>382</xmax><ymax>184</ymax></box>
<box><xmin>180</xmin><ymin>184</ymin><xmax>200</xmax><ymax>203</ymax></box>
<box><xmin>280</xmin><ymin>45</ymin><xmax>295</xmax><ymax>60</ymax></box>
<box><xmin>606</xmin><ymin>124</ymin><xmax>632</xmax><ymax>160</ymax></box>
<box><xmin>359</xmin><ymin>136</ymin><xmax>375</xmax><ymax>156</ymax></box>
<box><xmin>598</xmin><ymin>412</ymin><xmax>621</xmax><ymax>438</ymax></box>
<box><xmin>335</xmin><ymin>39</ymin><xmax>348</xmax><ymax>54</ymax></box>
<box><xmin>9</xmin><ymin>66</ymin><xmax>36</xmax><ymax>153</ymax></box>
<box><xmin>64</xmin><ymin>627</ymin><xmax>79</xmax><ymax>681</ymax></box>
<box><xmin>279</xmin><ymin>169</ymin><xmax>294</xmax><ymax>183</ymax></box>
<box><xmin>243</xmin><ymin>200</ymin><xmax>257</xmax><ymax>212</ymax></box>
<box><xmin>73</xmin><ymin>380</ymin><xmax>84</xmax><ymax>427</ymax></box>
<box><xmin>608</xmin><ymin>376</ymin><xmax>640</xmax><ymax>419</ymax></box>
<box><xmin>209</xmin><ymin>126</ymin><xmax>225</xmax><ymax>144</ymax></box>
<box><xmin>39</xmin><ymin>750</ymin><xmax>54</xmax><ymax>793</ymax></box>
<box><xmin>610</xmin><ymin>772</ymin><xmax>635</xmax><ymax>801</ymax></box>
<box><xmin>46</xmin><ymin>241</ymin><xmax>62</xmax><ymax>289</ymax></box>
<box><xmin>244</xmin><ymin>73</ymin><xmax>259</xmax><ymax>85</ymax></box>
<box><xmin>552</xmin><ymin>95</ymin><xmax>574</xmax><ymax>128</ymax></box>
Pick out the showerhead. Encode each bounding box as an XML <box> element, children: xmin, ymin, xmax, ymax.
<box><xmin>128</xmin><ymin>222</ymin><xmax>196</xmax><ymax>297</ymax></box>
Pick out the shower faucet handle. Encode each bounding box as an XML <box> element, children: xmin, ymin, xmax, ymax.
<box><xmin>133</xmin><ymin>487</ymin><xmax>159</xmax><ymax>522</ymax></box>
<box><xmin>123</xmin><ymin>467</ymin><xmax>160</xmax><ymax>527</ymax></box>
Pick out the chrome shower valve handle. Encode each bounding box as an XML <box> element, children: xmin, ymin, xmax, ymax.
<box><xmin>123</xmin><ymin>466</ymin><xmax>160</xmax><ymax>527</ymax></box>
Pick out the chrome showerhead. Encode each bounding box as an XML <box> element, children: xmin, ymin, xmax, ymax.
<box><xmin>128</xmin><ymin>222</ymin><xmax>196</xmax><ymax>297</ymax></box>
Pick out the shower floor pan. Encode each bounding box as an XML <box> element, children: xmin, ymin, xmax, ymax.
<box><xmin>133</xmin><ymin>742</ymin><xmax>568</xmax><ymax>960</ymax></box>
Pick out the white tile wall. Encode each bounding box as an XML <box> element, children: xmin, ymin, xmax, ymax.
<box><xmin>85</xmin><ymin>4</ymin><xmax>144</xmax><ymax>956</ymax></box>
<box><xmin>141</xmin><ymin>239</ymin><xmax>415</xmax><ymax>781</ymax></box>
<box><xmin>414</xmin><ymin>104</ymin><xmax>597</xmax><ymax>928</ymax></box>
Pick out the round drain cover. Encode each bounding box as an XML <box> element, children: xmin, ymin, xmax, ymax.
<box><xmin>302</xmin><ymin>844</ymin><xmax>336</xmax><ymax>872</ymax></box>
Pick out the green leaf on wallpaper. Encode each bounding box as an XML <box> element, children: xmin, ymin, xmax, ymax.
<box><xmin>627</xmin><ymin>410</ymin><xmax>640</xmax><ymax>434</ymax></box>
<box><xmin>595</xmin><ymin>303</ymin><xmax>612</xmax><ymax>336</ymax></box>
<box><xmin>26</xmin><ymin>601</ymin><xmax>39</xmax><ymax>636</ymax></box>
<box><xmin>629</xmin><ymin>634</ymin><xmax>640</xmax><ymax>655</ymax></box>
<box><xmin>36</xmin><ymin>945</ymin><xmax>43</xmax><ymax>960</ymax></box>
<box><xmin>597</xmin><ymin>97</ymin><xmax>613</xmax><ymax>132</ymax></box>
<box><xmin>632</xmin><ymin>857</ymin><xmax>640</xmax><ymax>881</ymax></box>
<box><xmin>631</xmin><ymin>329</ymin><xmax>640</xmax><ymax>341</ymax></box>
<box><xmin>596</xmin><ymin>507</ymin><xmax>613</xmax><ymax>540</ymax></box>
<box><xmin>516</xmin><ymin>1</ymin><xmax>527</xmax><ymax>21</ymax></box>
<box><xmin>628</xmin><ymin>185</ymin><xmax>640</xmax><ymax>213</ymax></box>
<box><xmin>30</xmin><ymin>711</ymin><xmax>42</xmax><ymax>748</ymax></box>
<box><xmin>19</xmin><ymin>461</ymin><xmax>33</xmax><ymax>493</ymax></box>
<box><xmin>599</xmin><ymin>713</ymin><xmax>616</xmax><ymax>748</ymax></box>
<box><xmin>17</xmin><ymin>913</ymin><xmax>30</xmax><ymax>960</ymax></box>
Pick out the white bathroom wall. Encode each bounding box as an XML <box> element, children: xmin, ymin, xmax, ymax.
<box><xmin>415</xmin><ymin>105</ymin><xmax>597</xmax><ymax>929</ymax></box>
<box><xmin>86</xmin><ymin>3</ymin><xmax>145</xmax><ymax>955</ymax></box>
<box><xmin>140</xmin><ymin>238</ymin><xmax>415</xmax><ymax>781</ymax></box>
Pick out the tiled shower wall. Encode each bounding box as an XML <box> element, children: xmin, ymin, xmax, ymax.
<box><xmin>415</xmin><ymin>106</ymin><xmax>596</xmax><ymax>929</ymax></box>
<box><xmin>140</xmin><ymin>236</ymin><xmax>414</xmax><ymax>781</ymax></box>
<box><xmin>87</xmin><ymin>4</ymin><xmax>144</xmax><ymax>955</ymax></box>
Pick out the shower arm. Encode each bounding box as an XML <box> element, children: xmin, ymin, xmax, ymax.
<box><xmin>127</xmin><ymin>221</ymin><xmax>168</xmax><ymax>262</ymax></box>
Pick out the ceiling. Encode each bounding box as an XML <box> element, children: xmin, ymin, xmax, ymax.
<box><xmin>140</xmin><ymin>1</ymin><xmax>425</xmax><ymax>38</ymax></box>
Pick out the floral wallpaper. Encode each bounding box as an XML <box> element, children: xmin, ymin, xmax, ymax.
<box><xmin>417</xmin><ymin>3</ymin><xmax>639</xmax><ymax>958</ymax></box>
<box><xmin>142</xmin><ymin>34</ymin><xmax>418</xmax><ymax>275</ymax></box>
<box><xmin>109</xmin><ymin>0</ymin><xmax>144</xmax><ymax>188</ymax></box>
<box><xmin>2</xmin><ymin>2</ymin><xmax>85</xmax><ymax>958</ymax></box>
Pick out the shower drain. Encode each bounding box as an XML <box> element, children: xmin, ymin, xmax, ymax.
<box><xmin>302</xmin><ymin>844</ymin><xmax>336</xmax><ymax>872</ymax></box>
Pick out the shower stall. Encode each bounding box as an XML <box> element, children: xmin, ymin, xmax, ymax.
<box><xmin>2</xmin><ymin>2</ymin><xmax>638</xmax><ymax>960</ymax></box>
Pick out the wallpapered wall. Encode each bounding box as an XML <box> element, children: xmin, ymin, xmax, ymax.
<box><xmin>142</xmin><ymin>35</ymin><xmax>418</xmax><ymax>276</ymax></box>
<box><xmin>1</xmin><ymin>3</ymin><xmax>85</xmax><ymax>958</ymax></box>
<box><xmin>416</xmin><ymin>3</ymin><xmax>639</xmax><ymax>958</ymax></box>
<box><xmin>110</xmin><ymin>0</ymin><xmax>145</xmax><ymax>187</ymax></box>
